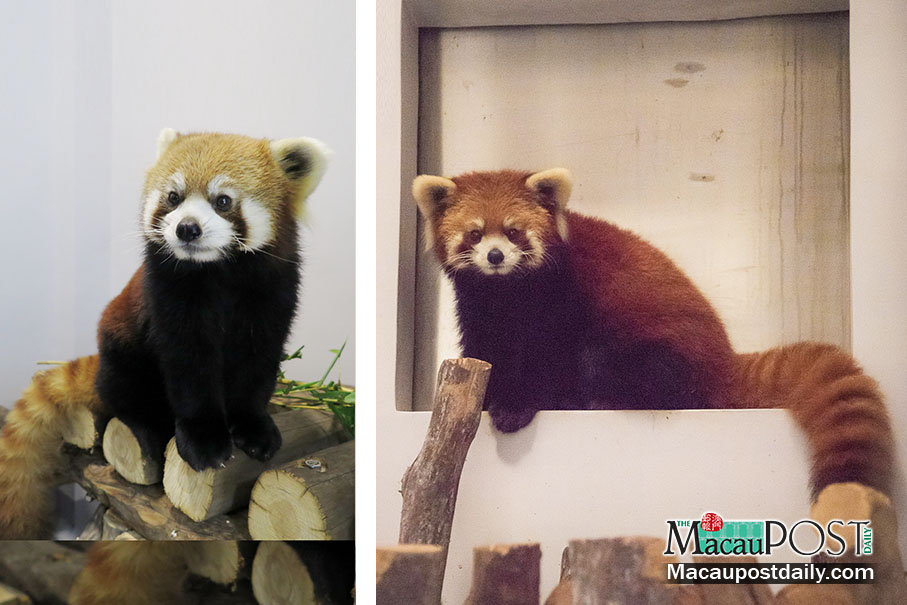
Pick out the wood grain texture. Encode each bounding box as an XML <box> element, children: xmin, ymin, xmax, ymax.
<box><xmin>102</xmin><ymin>417</ymin><xmax>162</xmax><ymax>485</ymax></box>
<box><xmin>413</xmin><ymin>13</ymin><xmax>850</xmax><ymax>410</ymax></box>
<box><xmin>376</xmin><ymin>545</ymin><xmax>445</xmax><ymax>605</ymax></box>
<box><xmin>163</xmin><ymin>410</ymin><xmax>348</xmax><ymax>523</ymax></box>
<box><xmin>79</xmin><ymin>463</ymin><xmax>247</xmax><ymax>540</ymax></box>
<box><xmin>251</xmin><ymin>542</ymin><xmax>315</xmax><ymax>605</ymax></box>
<box><xmin>399</xmin><ymin>358</ymin><xmax>490</xmax><ymax>602</ymax></box>
<box><xmin>466</xmin><ymin>543</ymin><xmax>541</xmax><ymax>605</ymax></box>
<box><xmin>411</xmin><ymin>0</ymin><xmax>849</xmax><ymax>28</ymax></box>
<box><xmin>248</xmin><ymin>441</ymin><xmax>355</xmax><ymax>540</ymax></box>
<box><xmin>0</xmin><ymin>542</ymin><xmax>85</xmax><ymax>605</ymax></box>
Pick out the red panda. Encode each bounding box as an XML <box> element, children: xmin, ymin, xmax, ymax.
<box><xmin>0</xmin><ymin>129</ymin><xmax>328</xmax><ymax>538</ymax></box>
<box><xmin>412</xmin><ymin>168</ymin><xmax>893</xmax><ymax>498</ymax></box>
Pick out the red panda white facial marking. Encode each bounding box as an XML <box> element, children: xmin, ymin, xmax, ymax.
<box><xmin>413</xmin><ymin>169</ymin><xmax>574</xmax><ymax>277</ymax></box>
<box><xmin>140</xmin><ymin>129</ymin><xmax>330</xmax><ymax>264</ymax></box>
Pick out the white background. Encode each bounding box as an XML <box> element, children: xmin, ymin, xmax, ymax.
<box><xmin>0</xmin><ymin>0</ymin><xmax>355</xmax><ymax>409</ymax></box>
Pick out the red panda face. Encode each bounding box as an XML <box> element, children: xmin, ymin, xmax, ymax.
<box><xmin>141</xmin><ymin>130</ymin><xmax>328</xmax><ymax>263</ymax></box>
<box><xmin>413</xmin><ymin>169</ymin><xmax>572</xmax><ymax>276</ymax></box>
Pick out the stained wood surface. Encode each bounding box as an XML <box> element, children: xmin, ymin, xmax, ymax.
<box><xmin>412</xmin><ymin>13</ymin><xmax>850</xmax><ymax>410</ymax></box>
<box><xmin>248</xmin><ymin>441</ymin><xmax>355</xmax><ymax>540</ymax></box>
<box><xmin>376</xmin><ymin>545</ymin><xmax>445</xmax><ymax>605</ymax></box>
<box><xmin>466</xmin><ymin>543</ymin><xmax>541</xmax><ymax>605</ymax></box>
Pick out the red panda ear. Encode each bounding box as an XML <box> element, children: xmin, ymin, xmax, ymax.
<box><xmin>157</xmin><ymin>128</ymin><xmax>179</xmax><ymax>159</ymax></box>
<box><xmin>526</xmin><ymin>168</ymin><xmax>572</xmax><ymax>239</ymax></box>
<box><xmin>270</xmin><ymin>137</ymin><xmax>332</xmax><ymax>219</ymax></box>
<box><xmin>412</xmin><ymin>175</ymin><xmax>457</xmax><ymax>219</ymax></box>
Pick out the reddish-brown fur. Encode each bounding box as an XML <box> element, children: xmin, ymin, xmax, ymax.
<box><xmin>417</xmin><ymin>169</ymin><xmax>893</xmax><ymax>497</ymax></box>
<box><xmin>0</xmin><ymin>356</ymin><xmax>102</xmax><ymax>537</ymax></box>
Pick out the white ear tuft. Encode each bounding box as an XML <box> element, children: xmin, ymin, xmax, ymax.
<box><xmin>412</xmin><ymin>175</ymin><xmax>457</xmax><ymax>220</ymax></box>
<box><xmin>270</xmin><ymin>137</ymin><xmax>331</xmax><ymax>218</ymax></box>
<box><xmin>157</xmin><ymin>128</ymin><xmax>179</xmax><ymax>158</ymax></box>
<box><xmin>526</xmin><ymin>168</ymin><xmax>572</xmax><ymax>240</ymax></box>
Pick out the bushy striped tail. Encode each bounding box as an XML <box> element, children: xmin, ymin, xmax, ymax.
<box><xmin>69</xmin><ymin>542</ymin><xmax>190</xmax><ymax>605</ymax></box>
<box><xmin>0</xmin><ymin>355</ymin><xmax>103</xmax><ymax>538</ymax></box>
<box><xmin>734</xmin><ymin>342</ymin><xmax>893</xmax><ymax>498</ymax></box>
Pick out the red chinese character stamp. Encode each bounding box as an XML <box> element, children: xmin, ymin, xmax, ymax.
<box><xmin>700</xmin><ymin>512</ymin><xmax>723</xmax><ymax>532</ymax></box>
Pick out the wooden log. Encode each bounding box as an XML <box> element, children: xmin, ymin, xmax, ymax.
<box><xmin>376</xmin><ymin>545</ymin><xmax>445</xmax><ymax>605</ymax></box>
<box><xmin>807</xmin><ymin>482</ymin><xmax>907</xmax><ymax>605</ymax></box>
<box><xmin>0</xmin><ymin>583</ymin><xmax>30</xmax><ymax>605</ymax></box>
<box><xmin>252</xmin><ymin>541</ymin><xmax>316</xmax><ymax>605</ymax></box>
<box><xmin>466</xmin><ymin>543</ymin><xmax>541</xmax><ymax>605</ymax></box>
<box><xmin>102</xmin><ymin>417</ymin><xmax>162</xmax><ymax>485</ymax></box>
<box><xmin>547</xmin><ymin>537</ymin><xmax>682</xmax><ymax>605</ymax></box>
<box><xmin>164</xmin><ymin>409</ymin><xmax>347</xmax><ymax>522</ymax></box>
<box><xmin>184</xmin><ymin>542</ymin><xmax>243</xmax><ymax>586</ymax></box>
<box><xmin>248</xmin><ymin>441</ymin><xmax>355</xmax><ymax>540</ymax></box>
<box><xmin>100</xmin><ymin>508</ymin><xmax>133</xmax><ymax>540</ymax></box>
<box><xmin>398</xmin><ymin>357</ymin><xmax>490</xmax><ymax>601</ymax></box>
<box><xmin>61</xmin><ymin>405</ymin><xmax>108</xmax><ymax>450</ymax></box>
<box><xmin>78</xmin><ymin>462</ymin><xmax>247</xmax><ymax>540</ymax></box>
<box><xmin>0</xmin><ymin>541</ymin><xmax>86</xmax><ymax>605</ymax></box>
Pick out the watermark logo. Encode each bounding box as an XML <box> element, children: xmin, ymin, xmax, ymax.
<box><xmin>664</xmin><ymin>512</ymin><xmax>872</xmax><ymax>558</ymax></box>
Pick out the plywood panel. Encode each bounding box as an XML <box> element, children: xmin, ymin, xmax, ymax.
<box><xmin>412</xmin><ymin>13</ymin><xmax>849</xmax><ymax>410</ymax></box>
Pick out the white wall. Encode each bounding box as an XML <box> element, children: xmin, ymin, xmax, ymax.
<box><xmin>0</xmin><ymin>0</ymin><xmax>355</xmax><ymax>409</ymax></box>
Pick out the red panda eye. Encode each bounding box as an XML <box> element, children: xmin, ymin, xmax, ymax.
<box><xmin>467</xmin><ymin>230</ymin><xmax>482</xmax><ymax>245</ymax></box>
<box><xmin>214</xmin><ymin>195</ymin><xmax>233</xmax><ymax>211</ymax></box>
<box><xmin>506</xmin><ymin>228</ymin><xmax>520</xmax><ymax>241</ymax></box>
<box><xmin>167</xmin><ymin>191</ymin><xmax>181</xmax><ymax>206</ymax></box>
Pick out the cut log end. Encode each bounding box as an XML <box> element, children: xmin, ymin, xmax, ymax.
<box><xmin>102</xmin><ymin>418</ymin><xmax>162</xmax><ymax>485</ymax></box>
<box><xmin>377</xmin><ymin>545</ymin><xmax>444</xmax><ymax>605</ymax></box>
<box><xmin>161</xmin><ymin>438</ymin><xmax>216</xmax><ymax>522</ymax></box>
<box><xmin>62</xmin><ymin>406</ymin><xmax>103</xmax><ymax>450</ymax></box>
<box><xmin>252</xmin><ymin>542</ymin><xmax>316</xmax><ymax>605</ymax></box>
<box><xmin>163</xmin><ymin>410</ymin><xmax>348</xmax><ymax>523</ymax></box>
<box><xmin>248</xmin><ymin>441</ymin><xmax>355</xmax><ymax>541</ymax></box>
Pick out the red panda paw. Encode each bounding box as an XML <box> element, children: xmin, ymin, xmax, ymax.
<box><xmin>174</xmin><ymin>417</ymin><xmax>233</xmax><ymax>471</ymax></box>
<box><xmin>230</xmin><ymin>412</ymin><xmax>282</xmax><ymax>462</ymax></box>
<box><xmin>489</xmin><ymin>405</ymin><xmax>538</xmax><ymax>434</ymax></box>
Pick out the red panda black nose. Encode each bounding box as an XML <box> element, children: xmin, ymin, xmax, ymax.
<box><xmin>487</xmin><ymin>248</ymin><xmax>505</xmax><ymax>265</ymax></box>
<box><xmin>176</xmin><ymin>219</ymin><xmax>202</xmax><ymax>242</ymax></box>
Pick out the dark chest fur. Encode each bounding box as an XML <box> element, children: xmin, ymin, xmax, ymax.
<box><xmin>450</xmin><ymin>245</ymin><xmax>711</xmax><ymax>422</ymax></box>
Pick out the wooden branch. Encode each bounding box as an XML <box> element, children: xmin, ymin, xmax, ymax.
<box><xmin>102</xmin><ymin>417</ymin><xmax>162</xmax><ymax>485</ymax></box>
<box><xmin>0</xmin><ymin>542</ymin><xmax>86</xmax><ymax>605</ymax></box>
<box><xmin>163</xmin><ymin>410</ymin><xmax>347</xmax><ymax>522</ymax></box>
<box><xmin>398</xmin><ymin>357</ymin><xmax>490</xmax><ymax>600</ymax></box>
<box><xmin>251</xmin><ymin>542</ymin><xmax>316</xmax><ymax>605</ymax></box>
<box><xmin>376</xmin><ymin>545</ymin><xmax>445</xmax><ymax>605</ymax></box>
<box><xmin>466</xmin><ymin>543</ymin><xmax>541</xmax><ymax>605</ymax></box>
<box><xmin>248</xmin><ymin>440</ymin><xmax>355</xmax><ymax>540</ymax></box>
<box><xmin>78</xmin><ymin>462</ymin><xmax>247</xmax><ymax>540</ymax></box>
